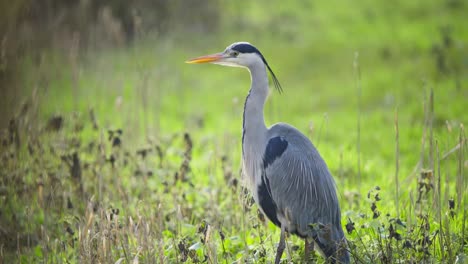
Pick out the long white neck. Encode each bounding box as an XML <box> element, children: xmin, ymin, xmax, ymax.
<box><xmin>242</xmin><ymin>60</ymin><xmax>269</xmax><ymax>188</ymax></box>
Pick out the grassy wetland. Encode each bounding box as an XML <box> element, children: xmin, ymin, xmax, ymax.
<box><xmin>0</xmin><ymin>0</ymin><xmax>467</xmax><ymax>263</ymax></box>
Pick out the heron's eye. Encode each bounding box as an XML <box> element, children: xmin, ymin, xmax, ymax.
<box><xmin>231</xmin><ymin>51</ymin><xmax>239</xmax><ymax>57</ymax></box>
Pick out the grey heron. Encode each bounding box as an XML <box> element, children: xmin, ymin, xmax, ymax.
<box><xmin>187</xmin><ymin>42</ymin><xmax>349</xmax><ymax>263</ymax></box>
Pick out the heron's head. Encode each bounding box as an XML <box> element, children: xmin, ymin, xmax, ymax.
<box><xmin>187</xmin><ymin>42</ymin><xmax>282</xmax><ymax>92</ymax></box>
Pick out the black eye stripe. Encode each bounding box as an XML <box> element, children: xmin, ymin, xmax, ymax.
<box><xmin>231</xmin><ymin>43</ymin><xmax>266</xmax><ymax>64</ymax></box>
<box><xmin>229</xmin><ymin>42</ymin><xmax>283</xmax><ymax>93</ymax></box>
<box><xmin>231</xmin><ymin>43</ymin><xmax>260</xmax><ymax>54</ymax></box>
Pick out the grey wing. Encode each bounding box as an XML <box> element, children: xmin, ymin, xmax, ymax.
<box><xmin>264</xmin><ymin>131</ymin><xmax>340</xmax><ymax>234</ymax></box>
<box><xmin>262</xmin><ymin>124</ymin><xmax>348</xmax><ymax>261</ymax></box>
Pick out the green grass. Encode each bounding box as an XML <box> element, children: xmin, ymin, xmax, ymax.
<box><xmin>1</xmin><ymin>0</ymin><xmax>467</xmax><ymax>263</ymax></box>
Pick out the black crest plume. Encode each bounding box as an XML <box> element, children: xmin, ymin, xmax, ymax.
<box><xmin>231</xmin><ymin>43</ymin><xmax>283</xmax><ymax>93</ymax></box>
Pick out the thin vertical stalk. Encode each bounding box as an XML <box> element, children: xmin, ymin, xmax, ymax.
<box><xmin>419</xmin><ymin>85</ymin><xmax>428</xmax><ymax>170</ymax></box>
<box><xmin>394</xmin><ymin>108</ymin><xmax>400</xmax><ymax>217</ymax></box>
<box><xmin>429</xmin><ymin>89</ymin><xmax>434</xmax><ymax>171</ymax></box>
<box><xmin>354</xmin><ymin>52</ymin><xmax>362</xmax><ymax>191</ymax></box>
<box><xmin>456</xmin><ymin>125</ymin><xmax>465</xmax><ymax>210</ymax></box>
<box><xmin>436</xmin><ymin>140</ymin><xmax>444</xmax><ymax>263</ymax></box>
<box><xmin>436</xmin><ymin>140</ymin><xmax>441</xmax><ymax>220</ymax></box>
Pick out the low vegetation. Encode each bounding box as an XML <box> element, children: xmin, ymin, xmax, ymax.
<box><xmin>1</xmin><ymin>0</ymin><xmax>467</xmax><ymax>263</ymax></box>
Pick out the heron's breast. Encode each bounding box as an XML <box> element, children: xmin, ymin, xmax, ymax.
<box><xmin>242</xmin><ymin>154</ymin><xmax>262</xmax><ymax>186</ymax></box>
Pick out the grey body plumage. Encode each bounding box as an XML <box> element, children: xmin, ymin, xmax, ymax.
<box><xmin>263</xmin><ymin>123</ymin><xmax>347</xmax><ymax>260</ymax></box>
<box><xmin>187</xmin><ymin>42</ymin><xmax>349</xmax><ymax>263</ymax></box>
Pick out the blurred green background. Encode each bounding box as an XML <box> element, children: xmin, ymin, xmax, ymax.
<box><xmin>2</xmin><ymin>0</ymin><xmax>466</xmax><ymax>187</ymax></box>
<box><xmin>2</xmin><ymin>0</ymin><xmax>466</xmax><ymax>169</ymax></box>
<box><xmin>0</xmin><ymin>0</ymin><xmax>467</xmax><ymax>262</ymax></box>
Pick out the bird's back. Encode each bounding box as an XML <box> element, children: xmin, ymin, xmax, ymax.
<box><xmin>263</xmin><ymin>123</ymin><xmax>349</xmax><ymax>262</ymax></box>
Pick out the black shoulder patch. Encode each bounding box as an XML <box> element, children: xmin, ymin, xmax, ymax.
<box><xmin>263</xmin><ymin>136</ymin><xmax>288</xmax><ymax>168</ymax></box>
<box><xmin>258</xmin><ymin>171</ymin><xmax>281</xmax><ymax>227</ymax></box>
<box><xmin>257</xmin><ymin>136</ymin><xmax>288</xmax><ymax>228</ymax></box>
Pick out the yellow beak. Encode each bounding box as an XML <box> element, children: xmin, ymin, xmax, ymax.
<box><xmin>186</xmin><ymin>53</ymin><xmax>224</xmax><ymax>64</ymax></box>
